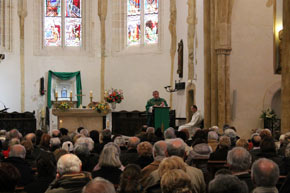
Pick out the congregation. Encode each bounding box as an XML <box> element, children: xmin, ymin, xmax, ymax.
<box><xmin>0</xmin><ymin>125</ymin><xmax>289</xmax><ymax>193</ymax></box>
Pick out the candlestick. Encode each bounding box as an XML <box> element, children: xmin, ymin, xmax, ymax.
<box><xmin>70</xmin><ymin>91</ymin><xmax>72</xmax><ymax>98</ymax></box>
<box><xmin>55</xmin><ymin>91</ymin><xmax>58</xmax><ymax>98</ymax></box>
<box><xmin>41</xmin><ymin>107</ymin><xmax>45</xmax><ymax>118</ymax></box>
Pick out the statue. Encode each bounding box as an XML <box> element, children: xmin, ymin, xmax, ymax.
<box><xmin>177</xmin><ymin>39</ymin><xmax>183</xmax><ymax>78</ymax></box>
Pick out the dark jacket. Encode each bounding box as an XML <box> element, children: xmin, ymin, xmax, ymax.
<box><xmin>92</xmin><ymin>166</ymin><xmax>122</xmax><ymax>186</ymax></box>
<box><xmin>120</xmin><ymin>148</ymin><xmax>139</xmax><ymax>166</ymax></box>
<box><xmin>45</xmin><ymin>172</ymin><xmax>91</xmax><ymax>193</ymax></box>
<box><xmin>4</xmin><ymin>157</ymin><xmax>34</xmax><ymax>186</ymax></box>
<box><xmin>25</xmin><ymin>176</ymin><xmax>55</xmax><ymax>193</ymax></box>
<box><xmin>209</xmin><ymin>147</ymin><xmax>229</xmax><ymax>161</ymax></box>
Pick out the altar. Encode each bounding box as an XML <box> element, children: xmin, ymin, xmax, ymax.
<box><xmin>52</xmin><ymin>108</ymin><xmax>109</xmax><ymax>133</ymax></box>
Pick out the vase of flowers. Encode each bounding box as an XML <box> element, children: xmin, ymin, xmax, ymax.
<box><xmin>56</xmin><ymin>101</ymin><xmax>70</xmax><ymax>111</ymax></box>
<box><xmin>260</xmin><ymin>108</ymin><xmax>277</xmax><ymax>129</ymax></box>
<box><xmin>91</xmin><ymin>102</ymin><xmax>110</xmax><ymax>113</ymax></box>
<box><xmin>104</xmin><ymin>89</ymin><xmax>124</xmax><ymax>108</ymax></box>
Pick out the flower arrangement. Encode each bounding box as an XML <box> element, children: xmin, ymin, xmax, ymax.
<box><xmin>260</xmin><ymin>108</ymin><xmax>277</xmax><ymax>120</ymax></box>
<box><xmin>91</xmin><ymin>102</ymin><xmax>110</xmax><ymax>113</ymax></box>
<box><xmin>56</xmin><ymin>101</ymin><xmax>70</xmax><ymax>111</ymax></box>
<box><xmin>104</xmin><ymin>88</ymin><xmax>124</xmax><ymax>104</ymax></box>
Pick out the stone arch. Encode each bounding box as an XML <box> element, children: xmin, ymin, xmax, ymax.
<box><xmin>263</xmin><ymin>80</ymin><xmax>281</xmax><ymax>115</ymax></box>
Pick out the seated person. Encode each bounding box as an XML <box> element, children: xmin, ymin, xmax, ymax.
<box><xmin>146</xmin><ymin>90</ymin><xmax>168</xmax><ymax>126</ymax></box>
<box><xmin>178</xmin><ymin>105</ymin><xmax>203</xmax><ymax>138</ymax></box>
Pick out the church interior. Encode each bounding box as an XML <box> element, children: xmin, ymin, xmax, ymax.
<box><xmin>0</xmin><ymin>0</ymin><xmax>286</xmax><ymax>139</ymax></box>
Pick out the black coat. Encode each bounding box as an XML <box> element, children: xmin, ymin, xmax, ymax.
<box><xmin>92</xmin><ymin>166</ymin><xmax>122</xmax><ymax>186</ymax></box>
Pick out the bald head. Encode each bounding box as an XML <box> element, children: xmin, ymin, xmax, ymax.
<box><xmin>153</xmin><ymin>140</ymin><xmax>167</xmax><ymax>159</ymax></box>
<box><xmin>251</xmin><ymin>158</ymin><xmax>279</xmax><ymax>187</ymax></box>
<box><xmin>166</xmin><ymin>138</ymin><xmax>185</xmax><ymax>158</ymax></box>
<box><xmin>9</xmin><ymin>144</ymin><xmax>26</xmax><ymax>159</ymax></box>
<box><xmin>128</xmin><ymin>137</ymin><xmax>140</xmax><ymax>149</ymax></box>
<box><xmin>25</xmin><ymin>133</ymin><xmax>36</xmax><ymax>145</ymax></box>
<box><xmin>82</xmin><ymin>177</ymin><xmax>115</xmax><ymax>193</ymax></box>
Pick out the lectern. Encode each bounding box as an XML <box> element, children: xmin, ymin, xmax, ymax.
<box><xmin>153</xmin><ymin>107</ymin><xmax>170</xmax><ymax>131</ymax></box>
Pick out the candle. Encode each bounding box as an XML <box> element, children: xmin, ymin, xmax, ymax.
<box><xmin>70</xmin><ymin>91</ymin><xmax>72</xmax><ymax>98</ymax></box>
<box><xmin>55</xmin><ymin>91</ymin><xmax>58</xmax><ymax>98</ymax></box>
<box><xmin>90</xmin><ymin>90</ymin><xmax>93</xmax><ymax>97</ymax></box>
<box><xmin>41</xmin><ymin>107</ymin><xmax>45</xmax><ymax>118</ymax></box>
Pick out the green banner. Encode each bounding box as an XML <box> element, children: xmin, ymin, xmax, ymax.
<box><xmin>47</xmin><ymin>70</ymin><xmax>82</xmax><ymax>108</ymax></box>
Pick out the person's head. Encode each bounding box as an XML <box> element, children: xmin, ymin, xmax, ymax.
<box><xmin>153</xmin><ymin>140</ymin><xmax>167</xmax><ymax>160</ymax></box>
<box><xmin>227</xmin><ymin>147</ymin><xmax>251</xmax><ymax>172</ymax></box>
<box><xmin>218</xmin><ymin>136</ymin><xmax>231</xmax><ymax>149</ymax></box>
<box><xmin>164</xmin><ymin>127</ymin><xmax>176</xmax><ymax>139</ymax></box>
<box><xmin>40</xmin><ymin>133</ymin><xmax>51</xmax><ymax>149</ymax></box>
<box><xmin>146</xmin><ymin>127</ymin><xmax>155</xmax><ymax>134</ymax></box>
<box><xmin>251</xmin><ymin>158</ymin><xmax>279</xmax><ymax>187</ymax></box>
<box><xmin>50</xmin><ymin>137</ymin><xmax>61</xmax><ymax>151</ymax></box>
<box><xmin>119</xmin><ymin>164</ymin><xmax>142</xmax><ymax>193</ymax></box>
<box><xmin>208</xmin><ymin>174</ymin><xmax>248</xmax><ymax>193</ymax></box>
<box><xmin>0</xmin><ymin>163</ymin><xmax>21</xmax><ymax>192</ymax></box>
<box><xmin>74</xmin><ymin>143</ymin><xmax>90</xmax><ymax>157</ymax></box>
<box><xmin>235</xmin><ymin>139</ymin><xmax>249</xmax><ymax>149</ymax></box>
<box><xmin>89</xmin><ymin>130</ymin><xmax>100</xmax><ymax>144</ymax></box>
<box><xmin>251</xmin><ymin>133</ymin><xmax>261</xmax><ymax>147</ymax></box>
<box><xmin>137</xmin><ymin>141</ymin><xmax>153</xmax><ymax>157</ymax></box>
<box><xmin>9</xmin><ymin>144</ymin><xmax>26</xmax><ymax>159</ymax></box>
<box><xmin>166</xmin><ymin>138</ymin><xmax>186</xmax><ymax>158</ymax></box>
<box><xmin>128</xmin><ymin>137</ymin><xmax>140</xmax><ymax>149</ymax></box>
<box><xmin>9</xmin><ymin>129</ymin><xmax>20</xmax><ymax>140</ymax></box>
<box><xmin>8</xmin><ymin>138</ymin><xmax>20</xmax><ymax>148</ymax></box>
<box><xmin>153</xmin><ymin>90</ymin><xmax>159</xmax><ymax>99</ymax></box>
<box><xmin>59</xmin><ymin>127</ymin><xmax>68</xmax><ymax>136</ymax></box>
<box><xmin>80</xmin><ymin>129</ymin><xmax>89</xmax><ymax>137</ymax></box>
<box><xmin>62</xmin><ymin>141</ymin><xmax>74</xmax><ymax>153</ymax></box>
<box><xmin>35</xmin><ymin>129</ymin><xmax>43</xmax><ymax>145</ymax></box>
<box><xmin>208</xmin><ymin>131</ymin><xmax>219</xmax><ymax>141</ymax></box>
<box><xmin>285</xmin><ymin>143</ymin><xmax>290</xmax><ymax>158</ymax></box>
<box><xmin>82</xmin><ymin>177</ymin><xmax>116</xmax><ymax>193</ymax></box>
<box><xmin>51</xmin><ymin>129</ymin><xmax>61</xmax><ymax>138</ymax></box>
<box><xmin>191</xmin><ymin>105</ymin><xmax>197</xmax><ymax>113</ymax></box>
<box><xmin>36</xmin><ymin>156</ymin><xmax>56</xmax><ymax>177</ymax></box>
<box><xmin>158</xmin><ymin>156</ymin><xmax>186</xmax><ymax>177</ymax></box>
<box><xmin>161</xmin><ymin>169</ymin><xmax>193</xmax><ymax>193</ymax></box>
<box><xmin>101</xmin><ymin>129</ymin><xmax>112</xmax><ymax>142</ymax></box>
<box><xmin>21</xmin><ymin>140</ymin><xmax>34</xmax><ymax>155</ymax></box>
<box><xmin>53</xmin><ymin>148</ymin><xmax>68</xmax><ymax>162</ymax></box>
<box><xmin>259</xmin><ymin>129</ymin><xmax>272</xmax><ymax>139</ymax></box>
<box><xmin>77</xmin><ymin>127</ymin><xmax>85</xmax><ymax>133</ymax></box>
<box><xmin>75</xmin><ymin>137</ymin><xmax>94</xmax><ymax>152</ymax></box>
<box><xmin>25</xmin><ymin>133</ymin><xmax>36</xmax><ymax>145</ymax></box>
<box><xmin>57</xmin><ymin>154</ymin><xmax>82</xmax><ymax>176</ymax></box>
<box><xmin>191</xmin><ymin>129</ymin><xmax>208</xmax><ymax>146</ymax></box>
<box><xmin>98</xmin><ymin>143</ymin><xmax>121</xmax><ymax>168</ymax></box>
<box><xmin>260</xmin><ymin>136</ymin><xmax>276</xmax><ymax>153</ymax></box>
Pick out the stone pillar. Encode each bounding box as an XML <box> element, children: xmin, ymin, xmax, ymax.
<box><xmin>98</xmin><ymin>0</ymin><xmax>108</xmax><ymax>102</ymax></box>
<box><xmin>281</xmin><ymin>0</ymin><xmax>290</xmax><ymax>133</ymax></box>
<box><xmin>204</xmin><ymin>0</ymin><xmax>233</xmax><ymax>129</ymax></box>
<box><xmin>18</xmin><ymin>0</ymin><xmax>27</xmax><ymax>112</ymax></box>
<box><xmin>169</xmin><ymin>0</ymin><xmax>177</xmax><ymax>108</ymax></box>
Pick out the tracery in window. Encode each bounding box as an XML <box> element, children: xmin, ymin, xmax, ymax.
<box><xmin>127</xmin><ymin>0</ymin><xmax>158</xmax><ymax>46</ymax></box>
<box><xmin>44</xmin><ymin>0</ymin><xmax>82</xmax><ymax>47</ymax></box>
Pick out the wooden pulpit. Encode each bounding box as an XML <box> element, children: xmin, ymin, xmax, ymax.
<box><xmin>153</xmin><ymin>107</ymin><xmax>170</xmax><ymax>131</ymax></box>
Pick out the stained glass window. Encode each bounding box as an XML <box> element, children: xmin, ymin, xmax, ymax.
<box><xmin>127</xmin><ymin>0</ymin><xmax>158</xmax><ymax>46</ymax></box>
<box><xmin>44</xmin><ymin>0</ymin><xmax>82</xmax><ymax>47</ymax></box>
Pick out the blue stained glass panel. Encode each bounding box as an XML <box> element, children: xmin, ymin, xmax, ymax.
<box><xmin>66</xmin><ymin>0</ymin><xmax>81</xmax><ymax>18</ymax></box>
<box><xmin>144</xmin><ymin>0</ymin><xmax>158</xmax><ymax>14</ymax></box>
<box><xmin>144</xmin><ymin>13</ymin><xmax>158</xmax><ymax>44</ymax></box>
<box><xmin>127</xmin><ymin>15</ymin><xmax>141</xmax><ymax>45</ymax></box>
<box><xmin>65</xmin><ymin>18</ymin><xmax>81</xmax><ymax>47</ymax></box>
<box><xmin>128</xmin><ymin>0</ymin><xmax>140</xmax><ymax>16</ymax></box>
<box><xmin>45</xmin><ymin>0</ymin><xmax>61</xmax><ymax>17</ymax></box>
<box><xmin>44</xmin><ymin>17</ymin><xmax>62</xmax><ymax>46</ymax></box>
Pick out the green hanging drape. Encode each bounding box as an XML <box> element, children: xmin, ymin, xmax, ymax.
<box><xmin>47</xmin><ymin>70</ymin><xmax>82</xmax><ymax>108</ymax></box>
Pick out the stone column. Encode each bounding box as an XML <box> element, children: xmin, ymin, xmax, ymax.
<box><xmin>98</xmin><ymin>0</ymin><xmax>108</xmax><ymax>102</ymax></box>
<box><xmin>281</xmin><ymin>0</ymin><xmax>290</xmax><ymax>133</ymax></box>
<box><xmin>18</xmin><ymin>0</ymin><xmax>27</xmax><ymax>112</ymax></box>
<box><xmin>169</xmin><ymin>0</ymin><xmax>177</xmax><ymax>108</ymax></box>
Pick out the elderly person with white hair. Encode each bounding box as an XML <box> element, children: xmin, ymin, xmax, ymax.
<box><xmin>82</xmin><ymin>177</ymin><xmax>116</xmax><ymax>193</ymax></box>
<box><xmin>45</xmin><ymin>154</ymin><xmax>91</xmax><ymax>193</ymax></box>
<box><xmin>120</xmin><ymin>136</ymin><xmax>140</xmax><ymax>166</ymax></box>
<box><xmin>4</xmin><ymin>144</ymin><xmax>34</xmax><ymax>186</ymax></box>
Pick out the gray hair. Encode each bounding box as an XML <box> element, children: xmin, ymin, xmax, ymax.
<box><xmin>153</xmin><ymin>140</ymin><xmax>167</xmax><ymax>160</ymax></box>
<box><xmin>208</xmin><ymin>131</ymin><xmax>219</xmax><ymax>141</ymax></box>
<box><xmin>99</xmin><ymin>143</ymin><xmax>121</xmax><ymax>168</ymax></box>
<box><xmin>50</xmin><ymin>137</ymin><xmax>61</xmax><ymax>147</ymax></box>
<box><xmin>75</xmin><ymin>137</ymin><xmax>94</xmax><ymax>152</ymax></box>
<box><xmin>9</xmin><ymin>144</ymin><xmax>26</xmax><ymax>159</ymax></box>
<box><xmin>224</xmin><ymin>129</ymin><xmax>236</xmax><ymax>139</ymax></box>
<box><xmin>227</xmin><ymin>147</ymin><xmax>251</xmax><ymax>172</ymax></box>
<box><xmin>82</xmin><ymin>177</ymin><xmax>116</xmax><ymax>193</ymax></box>
<box><xmin>74</xmin><ymin>143</ymin><xmax>90</xmax><ymax>157</ymax></box>
<box><xmin>251</xmin><ymin>158</ymin><xmax>279</xmax><ymax>187</ymax></box>
<box><xmin>80</xmin><ymin>129</ymin><xmax>89</xmax><ymax>137</ymax></box>
<box><xmin>164</xmin><ymin>127</ymin><xmax>176</xmax><ymax>139</ymax></box>
<box><xmin>9</xmin><ymin>129</ymin><xmax>21</xmax><ymax>139</ymax></box>
<box><xmin>166</xmin><ymin>138</ymin><xmax>185</xmax><ymax>158</ymax></box>
<box><xmin>146</xmin><ymin>127</ymin><xmax>155</xmax><ymax>134</ymax></box>
<box><xmin>57</xmin><ymin>154</ymin><xmax>82</xmax><ymax>176</ymax></box>
<box><xmin>209</xmin><ymin>174</ymin><xmax>248</xmax><ymax>193</ymax></box>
